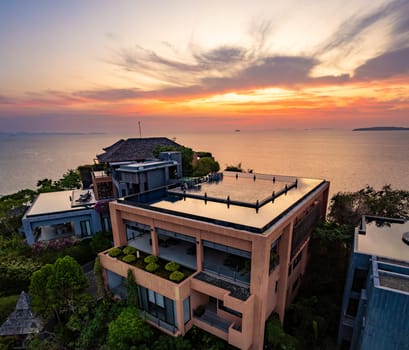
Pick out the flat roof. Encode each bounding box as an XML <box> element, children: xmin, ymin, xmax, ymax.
<box><xmin>26</xmin><ymin>190</ymin><xmax>95</xmax><ymax>217</ymax></box>
<box><xmin>120</xmin><ymin>172</ymin><xmax>328</xmax><ymax>233</ymax></box>
<box><xmin>355</xmin><ymin>216</ymin><xmax>409</xmax><ymax>262</ymax></box>
<box><xmin>117</xmin><ymin>160</ymin><xmax>177</xmax><ymax>172</ymax></box>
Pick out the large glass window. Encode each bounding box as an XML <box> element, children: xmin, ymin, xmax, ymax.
<box><xmin>291</xmin><ymin>203</ymin><xmax>321</xmax><ymax>256</ymax></box>
<box><xmin>269</xmin><ymin>237</ymin><xmax>281</xmax><ymax>273</ymax></box>
<box><xmin>80</xmin><ymin>220</ymin><xmax>91</xmax><ymax>237</ymax></box>
<box><xmin>183</xmin><ymin>297</ymin><xmax>191</xmax><ymax>324</ymax></box>
<box><xmin>125</xmin><ymin>221</ymin><xmax>150</xmax><ymax>240</ymax></box>
<box><xmin>138</xmin><ymin>286</ymin><xmax>177</xmax><ymax>327</ymax></box>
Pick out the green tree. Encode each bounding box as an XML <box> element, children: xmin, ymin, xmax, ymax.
<box><xmin>90</xmin><ymin>231</ymin><xmax>112</xmax><ymax>254</ymax></box>
<box><xmin>328</xmin><ymin>185</ymin><xmax>409</xmax><ymax>226</ymax></box>
<box><xmin>29</xmin><ymin>256</ymin><xmax>88</xmax><ymax>322</ymax></box>
<box><xmin>126</xmin><ymin>270</ymin><xmax>138</xmax><ymax>308</ymax></box>
<box><xmin>192</xmin><ymin>157</ymin><xmax>220</xmax><ymax>176</ymax></box>
<box><xmin>153</xmin><ymin>145</ymin><xmax>194</xmax><ymax>176</ymax></box>
<box><xmin>94</xmin><ymin>257</ymin><xmax>106</xmax><ymax>299</ymax></box>
<box><xmin>264</xmin><ymin>313</ymin><xmax>298</xmax><ymax>349</ymax></box>
<box><xmin>75</xmin><ymin>299</ymin><xmax>122</xmax><ymax>350</ymax></box>
<box><xmin>107</xmin><ymin>306</ymin><xmax>153</xmax><ymax>350</ymax></box>
<box><xmin>55</xmin><ymin>169</ymin><xmax>81</xmax><ymax>190</ymax></box>
<box><xmin>224</xmin><ymin>163</ymin><xmax>243</xmax><ymax>172</ymax></box>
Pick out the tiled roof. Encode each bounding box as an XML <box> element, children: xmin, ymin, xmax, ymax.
<box><xmin>0</xmin><ymin>291</ymin><xmax>44</xmax><ymax>336</ymax></box>
<box><xmin>96</xmin><ymin>137</ymin><xmax>181</xmax><ymax>163</ymax></box>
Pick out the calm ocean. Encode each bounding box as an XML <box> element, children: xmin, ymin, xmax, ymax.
<box><xmin>1</xmin><ymin>130</ymin><xmax>408</xmax><ymax>199</ymax></box>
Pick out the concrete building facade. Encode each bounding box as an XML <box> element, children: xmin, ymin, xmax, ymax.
<box><xmin>99</xmin><ymin>171</ymin><xmax>330</xmax><ymax>349</ymax></box>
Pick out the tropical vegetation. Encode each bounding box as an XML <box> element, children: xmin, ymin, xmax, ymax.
<box><xmin>1</xmin><ymin>162</ymin><xmax>408</xmax><ymax>349</ymax></box>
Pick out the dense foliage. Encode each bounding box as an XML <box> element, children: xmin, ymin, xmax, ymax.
<box><xmin>153</xmin><ymin>145</ymin><xmax>194</xmax><ymax>176</ymax></box>
<box><xmin>29</xmin><ymin>256</ymin><xmax>89</xmax><ymax>322</ymax></box>
<box><xmin>192</xmin><ymin>157</ymin><xmax>220</xmax><ymax>176</ymax></box>
<box><xmin>36</xmin><ymin>169</ymin><xmax>81</xmax><ymax>193</ymax></box>
<box><xmin>107</xmin><ymin>306</ymin><xmax>153</xmax><ymax>350</ymax></box>
<box><xmin>1</xmin><ymin>167</ymin><xmax>408</xmax><ymax>350</ymax></box>
<box><xmin>328</xmin><ymin>184</ymin><xmax>409</xmax><ymax>226</ymax></box>
<box><xmin>278</xmin><ymin>185</ymin><xmax>409</xmax><ymax>349</ymax></box>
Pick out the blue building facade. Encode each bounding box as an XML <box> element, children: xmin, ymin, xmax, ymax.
<box><xmin>338</xmin><ymin>216</ymin><xmax>409</xmax><ymax>350</ymax></box>
<box><xmin>22</xmin><ymin>190</ymin><xmax>105</xmax><ymax>245</ymax></box>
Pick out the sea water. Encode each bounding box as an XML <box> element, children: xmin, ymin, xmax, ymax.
<box><xmin>0</xmin><ymin>130</ymin><xmax>408</xmax><ymax>199</ymax></box>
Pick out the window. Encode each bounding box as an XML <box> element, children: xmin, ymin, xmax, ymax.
<box><xmin>125</xmin><ymin>222</ymin><xmax>150</xmax><ymax>240</ymax></box>
<box><xmin>269</xmin><ymin>237</ymin><xmax>281</xmax><ymax>273</ymax></box>
<box><xmin>291</xmin><ymin>203</ymin><xmax>321</xmax><ymax>256</ymax></box>
<box><xmin>80</xmin><ymin>220</ymin><xmax>91</xmax><ymax>237</ymax></box>
<box><xmin>102</xmin><ymin>216</ymin><xmax>111</xmax><ymax>232</ymax></box>
<box><xmin>292</xmin><ymin>251</ymin><xmax>302</xmax><ymax>270</ymax></box>
<box><xmin>138</xmin><ymin>286</ymin><xmax>177</xmax><ymax>327</ymax></box>
<box><xmin>183</xmin><ymin>297</ymin><xmax>191</xmax><ymax>324</ymax></box>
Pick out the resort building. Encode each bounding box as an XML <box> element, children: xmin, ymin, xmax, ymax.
<box><xmin>338</xmin><ymin>216</ymin><xmax>409</xmax><ymax>350</ymax></box>
<box><xmin>22</xmin><ymin>189</ymin><xmax>106</xmax><ymax>245</ymax></box>
<box><xmin>92</xmin><ymin>137</ymin><xmax>182</xmax><ymax>200</ymax></box>
<box><xmin>22</xmin><ymin>139</ymin><xmax>183</xmax><ymax>245</ymax></box>
<box><xmin>99</xmin><ymin>171</ymin><xmax>330</xmax><ymax>349</ymax></box>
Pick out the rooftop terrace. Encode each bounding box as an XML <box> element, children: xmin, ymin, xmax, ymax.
<box><xmin>119</xmin><ymin>172</ymin><xmax>328</xmax><ymax>234</ymax></box>
<box><xmin>356</xmin><ymin>216</ymin><xmax>409</xmax><ymax>262</ymax></box>
<box><xmin>25</xmin><ymin>189</ymin><xmax>96</xmax><ymax>217</ymax></box>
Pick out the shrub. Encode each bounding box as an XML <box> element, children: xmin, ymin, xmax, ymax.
<box><xmin>165</xmin><ymin>261</ymin><xmax>180</xmax><ymax>272</ymax></box>
<box><xmin>123</xmin><ymin>246</ymin><xmax>136</xmax><ymax>255</ymax></box>
<box><xmin>108</xmin><ymin>247</ymin><xmax>122</xmax><ymax>257</ymax></box>
<box><xmin>90</xmin><ymin>231</ymin><xmax>112</xmax><ymax>254</ymax></box>
<box><xmin>0</xmin><ymin>295</ymin><xmax>19</xmax><ymax>323</ymax></box>
<box><xmin>122</xmin><ymin>255</ymin><xmax>136</xmax><ymax>264</ymax></box>
<box><xmin>145</xmin><ymin>262</ymin><xmax>159</xmax><ymax>273</ymax></box>
<box><xmin>169</xmin><ymin>271</ymin><xmax>185</xmax><ymax>282</ymax></box>
<box><xmin>144</xmin><ymin>255</ymin><xmax>158</xmax><ymax>264</ymax></box>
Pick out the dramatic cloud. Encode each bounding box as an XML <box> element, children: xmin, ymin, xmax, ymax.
<box><xmin>354</xmin><ymin>47</ymin><xmax>409</xmax><ymax>80</ymax></box>
<box><xmin>318</xmin><ymin>0</ymin><xmax>409</xmax><ymax>55</ymax></box>
<box><xmin>74</xmin><ymin>88</ymin><xmax>144</xmax><ymax>101</ymax></box>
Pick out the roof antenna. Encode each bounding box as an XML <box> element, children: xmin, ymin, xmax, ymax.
<box><xmin>138</xmin><ymin>121</ymin><xmax>142</xmax><ymax>138</ymax></box>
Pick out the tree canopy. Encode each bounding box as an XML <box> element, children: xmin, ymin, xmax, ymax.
<box><xmin>29</xmin><ymin>256</ymin><xmax>88</xmax><ymax>322</ymax></box>
<box><xmin>192</xmin><ymin>157</ymin><xmax>220</xmax><ymax>176</ymax></box>
<box><xmin>106</xmin><ymin>306</ymin><xmax>153</xmax><ymax>350</ymax></box>
<box><xmin>328</xmin><ymin>184</ymin><xmax>409</xmax><ymax>226</ymax></box>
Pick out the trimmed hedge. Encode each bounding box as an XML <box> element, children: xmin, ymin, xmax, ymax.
<box><xmin>145</xmin><ymin>262</ymin><xmax>159</xmax><ymax>273</ymax></box>
<box><xmin>108</xmin><ymin>247</ymin><xmax>122</xmax><ymax>257</ymax></box>
<box><xmin>122</xmin><ymin>255</ymin><xmax>136</xmax><ymax>263</ymax></box>
<box><xmin>123</xmin><ymin>246</ymin><xmax>136</xmax><ymax>255</ymax></box>
<box><xmin>169</xmin><ymin>271</ymin><xmax>185</xmax><ymax>282</ymax></box>
<box><xmin>165</xmin><ymin>261</ymin><xmax>180</xmax><ymax>272</ymax></box>
<box><xmin>144</xmin><ymin>255</ymin><xmax>158</xmax><ymax>264</ymax></box>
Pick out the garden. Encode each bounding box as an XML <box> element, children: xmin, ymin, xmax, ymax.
<box><xmin>107</xmin><ymin>246</ymin><xmax>195</xmax><ymax>283</ymax></box>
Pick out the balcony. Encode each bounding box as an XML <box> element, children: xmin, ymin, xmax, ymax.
<box><xmin>101</xmin><ymin>247</ymin><xmax>195</xmax><ymax>283</ymax></box>
<box><xmin>128</xmin><ymin>232</ymin><xmax>197</xmax><ymax>270</ymax></box>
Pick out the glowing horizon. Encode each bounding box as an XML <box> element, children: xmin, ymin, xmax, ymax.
<box><xmin>0</xmin><ymin>0</ymin><xmax>408</xmax><ymax>133</ymax></box>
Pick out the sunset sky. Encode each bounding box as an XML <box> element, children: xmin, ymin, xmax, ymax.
<box><xmin>0</xmin><ymin>0</ymin><xmax>408</xmax><ymax>133</ymax></box>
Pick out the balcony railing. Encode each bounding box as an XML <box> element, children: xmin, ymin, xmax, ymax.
<box><xmin>143</xmin><ymin>311</ymin><xmax>178</xmax><ymax>334</ymax></box>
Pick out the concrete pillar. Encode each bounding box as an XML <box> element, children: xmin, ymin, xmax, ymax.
<box><xmin>23</xmin><ymin>219</ymin><xmax>35</xmax><ymax>245</ymax></box>
<box><xmin>176</xmin><ymin>299</ymin><xmax>185</xmax><ymax>335</ymax></box>
<box><xmin>250</xmin><ymin>237</ymin><xmax>271</xmax><ymax>350</ymax></box>
<box><xmin>276</xmin><ymin>223</ymin><xmax>293</xmax><ymax>321</ymax></box>
<box><xmin>151</xmin><ymin>227</ymin><xmax>159</xmax><ymax>256</ymax></box>
<box><xmin>110</xmin><ymin>203</ymin><xmax>127</xmax><ymax>246</ymax></box>
<box><xmin>196</xmin><ymin>231</ymin><xmax>203</xmax><ymax>270</ymax></box>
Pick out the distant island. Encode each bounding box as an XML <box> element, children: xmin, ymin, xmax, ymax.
<box><xmin>353</xmin><ymin>126</ymin><xmax>409</xmax><ymax>131</ymax></box>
